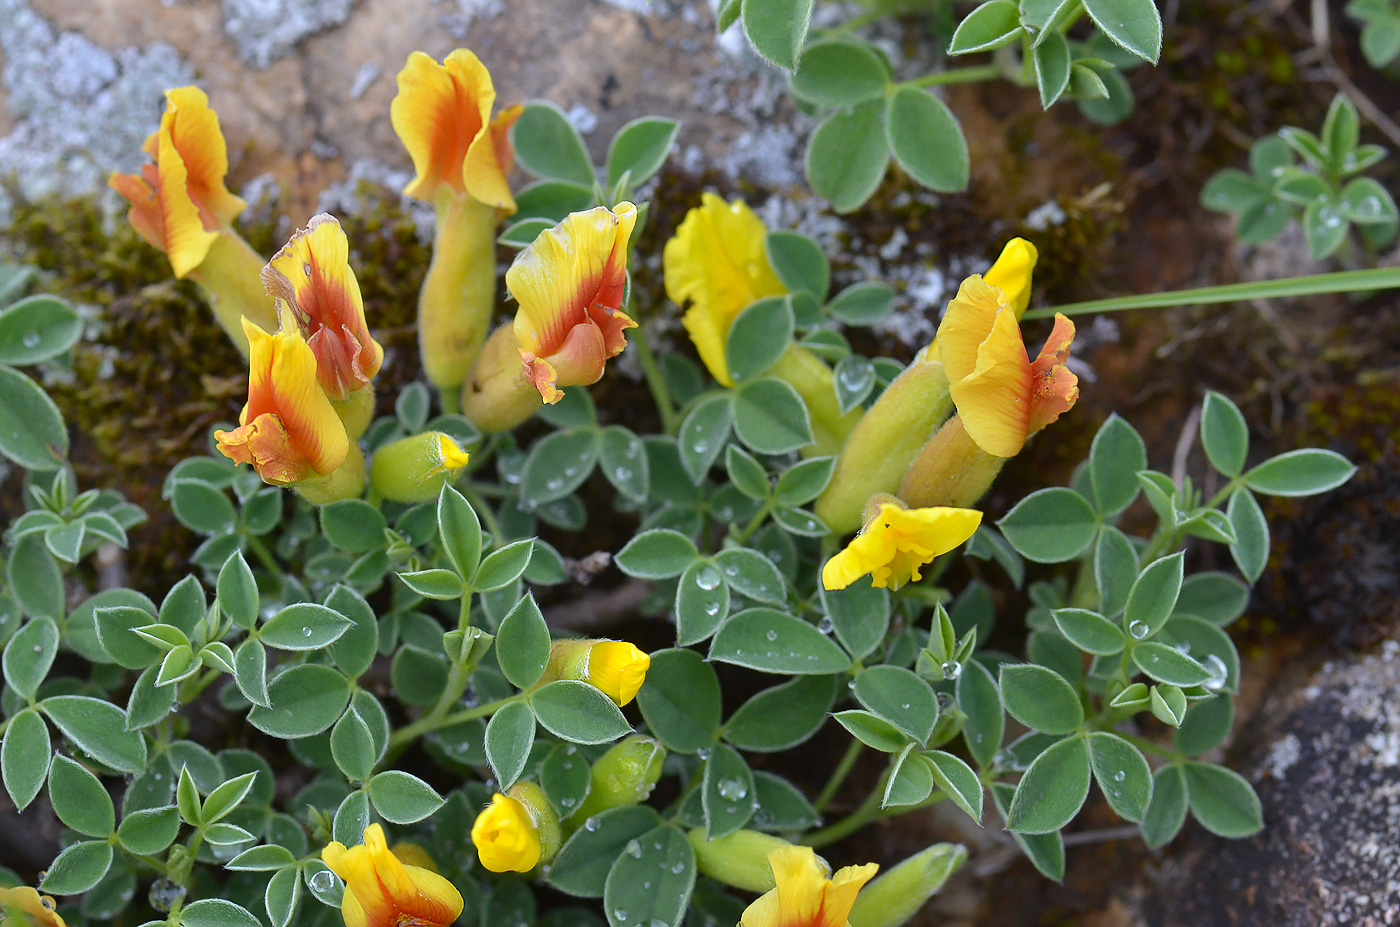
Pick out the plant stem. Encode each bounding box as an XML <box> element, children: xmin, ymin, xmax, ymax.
<box><xmin>385</xmin><ymin>694</ymin><xmax>520</xmax><ymax>754</ymax></box>
<box><xmin>814</xmin><ymin>740</ymin><xmax>865</xmax><ymax>812</ymax></box>
<box><xmin>907</xmin><ymin>64</ymin><xmax>1003</xmax><ymax>88</ymax></box>
<box><xmin>1111</xmin><ymin>730</ymin><xmax>1180</xmax><ymax>761</ymax></box>
<box><xmin>1023</xmin><ymin>266</ymin><xmax>1400</xmax><ymax>320</ymax></box>
<box><xmin>462</xmin><ymin>483</ymin><xmax>503</xmax><ymax>540</ymax></box>
<box><xmin>805</xmin><ymin>771</ymin><xmax>888</xmax><ymax>849</ymax></box>
<box><xmin>244</xmin><ymin>534</ymin><xmax>281</xmax><ymax>577</ymax></box>
<box><xmin>731</xmin><ymin>500</ymin><xmax>774</xmax><ymax>545</ymax></box>
<box><xmin>629</xmin><ymin>321</ymin><xmax>681</xmax><ymax>436</ymax></box>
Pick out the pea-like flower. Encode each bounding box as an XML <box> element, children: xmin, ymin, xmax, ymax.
<box><xmin>321</xmin><ymin>823</ymin><xmax>463</xmax><ymax>927</ymax></box>
<box><xmin>510</xmin><ymin>203</ymin><xmax>639</xmax><ymax>403</ymax></box>
<box><xmin>822</xmin><ymin>501</ymin><xmax>982</xmax><ymax>592</ymax></box>
<box><xmin>663</xmin><ymin>193</ymin><xmax>786</xmax><ymax>387</ymax></box>
<box><xmin>740</xmin><ymin>845</ymin><xmax>878</xmax><ymax>927</ymax></box>
<box><xmin>0</xmin><ymin>886</ymin><xmax>66</xmax><ymax>927</ymax></box>
<box><xmin>471</xmin><ymin>792</ymin><xmax>543</xmax><ymax>873</ymax></box>
<box><xmin>544</xmin><ymin>639</ymin><xmax>651</xmax><ymax>706</ymax></box>
<box><xmin>261</xmin><ymin>213</ymin><xmax>383</xmax><ymax>403</ymax></box>
<box><xmin>981</xmin><ymin>236</ymin><xmax>1039</xmax><ymax>318</ymax></box>
<box><xmin>213</xmin><ymin>310</ymin><xmax>349</xmax><ymax>486</ymax></box>
<box><xmin>937</xmin><ymin>276</ymin><xmax>1078</xmax><ymax>458</ymax></box>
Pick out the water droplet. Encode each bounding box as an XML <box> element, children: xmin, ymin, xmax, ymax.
<box><xmin>817</xmin><ymin>616</ymin><xmax>833</xmax><ymax>634</ymax></box>
<box><xmin>704</xmin><ymin>601</ymin><xmax>721</xmax><ymax>616</ymax></box>
<box><xmin>546</xmin><ymin>477</ymin><xmax>564</xmax><ymax>492</ymax></box>
<box><xmin>624</xmin><ymin>839</ymin><xmax>643</xmax><ymax>858</ymax></box>
<box><xmin>585</xmin><ymin>816</ymin><xmax>602</xmax><ymax>831</ymax></box>
<box><xmin>1202</xmin><ymin>654</ymin><xmax>1229</xmax><ymax>691</ymax></box>
<box><xmin>941</xmin><ymin>661</ymin><xmax>962</xmax><ymax>680</ymax></box>
<box><xmin>936</xmin><ymin>692</ymin><xmax>954</xmax><ymax>710</ymax></box>
<box><xmin>21</xmin><ymin>331</ymin><xmax>41</xmax><ymax>349</ymax></box>
<box><xmin>613</xmin><ymin>909</ymin><xmax>630</xmax><ymax>923</ymax></box>
<box><xmin>696</xmin><ymin>747</ymin><xmax>711</xmax><ymax>759</ymax></box>
<box><xmin>695</xmin><ymin>565</ymin><xmax>722</xmax><ymax>590</ymax></box>
<box><xmin>309</xmin><ymin>869</ymin><xmax>338</xmax><ymax>894</ymax></box>
<box><xmin>614</xmin><ymin>467</ymin><xmax>633</xmax><ymax>482</ymax></box>
<box><xmin>303</xmin><ymin>626</ymin><xmax>313</xmax><ymax>637</ymax></box>
<box><xmin>670</xmin><ymin>861</ymin><xmax>685</xmax><ymax>874</ymax></box>
<box><xmin>716</xmin><ymin>778</ymin><xmax>748</xmax><ymax>801</ymax></box>
<box><xmin>765</xmin><ymin>630</ymin><xmax>777</xmax><ymax>642</ymax></box>
<box><xmin>1113</xmin><ymin>770</ymin><xmax>1126</xmax><ymax>782</ymax></box>
<box><xmin>1174</xmin><ymin>641</ymin><xmax>1191</xmax><ymax>655</ymax></box>
<box><xmin>691</xmin><ymin>441</ymin><xmax>708</xmax><ymax>456</ymax></box>
<box><xmin>1128</xmin><ymin>620</ymin><xmax>1150</xmax><ymax>639</ymax></box>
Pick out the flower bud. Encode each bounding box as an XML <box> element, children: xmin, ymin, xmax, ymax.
<box><xmin>321</xmin><ymin>823</ymin><xmax>463</xmax><ymax>927</ymax></box>
<box><xmin>815</xmin><ymin>345</ymin><xmax>952</xmax><ymax>535</ymax></box>
<box><xmin>573</xmin><ymin>736</ymin><xmax>665</xmax><ymax>822</ymax></box>
<box><xmin>983</xmin><ymin>237</ymin><xmax>1039</xmax><ymax>318</ymax></box>
<box><xmin>543</xmin><ymin>639</ymin><xmax>650</xmax><ymax>706</ymax></box>
<box><xmin>847</xmin><ymin>843</ymin><xmax>967</xmax><ymax>927</ymax></box>
<box><xmin>295</xmin><ymin>442</ymin><xmax>367</xmax><ymax>506</ymax></box>
<box><xmin>687</xmin><ymin>829</ymin><xmax>793</xmax><ymax>894</ymax></box>
<box><xmin>460</xmin><ymin>324</ymin><xmax>546</xmax><ymax>433</ymax></box>
<box><xmin>898</xmin><ymin>415</ymin><xmax>1006</xmax><ymax>510</ymax></box>
<box><xmin>769</xmin><ymin>345</ymin><xmax>861</xmax><ymax>457</ymax></box>
<box><xmin>368</xmin><ymin>431</ymin><xmax>472</xmax><ymax>503</ymax></box>
<box><xmin>471</xmin><ymin>782</ymin><xmax>560</xmax><ymax>873</ymax></box>
<box><xmin>0</xmin><ymin>886</ymin><xmax>67</xmax><ymax>927</ymax></box>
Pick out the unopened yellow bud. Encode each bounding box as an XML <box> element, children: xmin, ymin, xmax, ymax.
<box><xmin>369</xmin><ymin>431</ymin><xmax>471</xmax><ymax>503</ymax></box>
<box><xmin>420</xmin><ymin>194</ymin><xmax>499</xmax><ymax>401</ymax></box>
<box><xmin>983</xmin><ymin>237</ymin><xmax>1039</xmax><ymax>318</ymax></box>
<box><xmin>544</xmin><ymin>639</ymin><xmax>651</xmax><ymax>706</ymax></box>
<box><xmin>848</xmin><ymin>843</ymin><xmax>968</xmax><ymax>927</ymax></box>
<box><xmin>573</xmin><ymin>736</ymin><xmax>665</xmax><ymax>823</ymax></box>
<box><xmin>471</xmin><ymin>782</ymin><xmax>560</xmax><ymax>873</ymax></box>
<box><xmin>460</xmin><ymin>324</ymin><xmax>546</xmax><ymax>433</ymax></box>
<box><xmin>769</xmin><ymin>346</ymin><xmax>861</xmax><ymax>457</ymax></box>
<box><xmin>687</xmin><ymin>829</ymin><xmax>793</xmax><ymax>894</ymax></box>
<box><xmin>898</xmin><ymin>415</ymin><xmax>1006</xmax><ymax>510</ymax></box>
<box><xmin>815</xmin><ymin>345</ymin><xmax>952</xmax><ymax>535</ymax></box>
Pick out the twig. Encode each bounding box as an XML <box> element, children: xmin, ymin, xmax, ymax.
<box><xmin>1171</xmin><ymin>405</ymin><xmax>1201</xmax><ymax>489</ymax></box>
<box><xmin>544</xmin><ymin>580</ymin><xmax>653</xmax><ymax>631</ymax></box>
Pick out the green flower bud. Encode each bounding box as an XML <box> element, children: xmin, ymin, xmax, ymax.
<box><xmin>686</xmin><ymin>829</ymin><xmax>792</xmax><ymax>894</ymax></box>
<box><xmin>847</xmin><ymin>843</ymin><xmax>968</xmax><ymax>927</ymax></box>
<box><xmin>573</xmin><ymin>736</ymin><xmax>665</xmax><ymax>822</ymax></box>
<box><xmin>770</xmin><ymin>345</ymin><xmax>862</xmax><ymax>458</ymax></box>
<box><xmin>510</xmin><ymin>780</ymin><xmax>562</xmax><ymax>864</ymax></box>
<box><xmin>898</xmin><ymin>414</ymin><xmax>1006</xmax><ymax>510</ymax></box>
<box><xmin>295</xmin><ymin>442</ymin><xmax>367</xmax><ymax>505</ymax></box>
<box><xmin>368</xmin><ymin>431</ymin><xmax>471</xmax><ymax>503</ymax></box>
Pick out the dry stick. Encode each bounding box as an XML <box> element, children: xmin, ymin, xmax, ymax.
<box><xmin>1296</xmin><ymin>0</ymin><xmax>1400</xmax><ymax>150</ymax></box>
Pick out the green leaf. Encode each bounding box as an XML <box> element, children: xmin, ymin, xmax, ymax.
<box><xmin>1052</xmin><ymin>608</ymin><xmax>1126</xmax><ymax>655</ymax></box>
<box><xmin>0</xmin><ymin>365</ymin><xmax>67</xmax><ymax>470</ymax></box>
<box><xmin>883</xmin><ymin>746</ymin><xmax>934</xmax><ymax>807</ymax></box>
<box><xmin>675</xmin><ymin>560</ymin><xmax>731</xmax><ymax>646</ymax></box>
<box><xmin>854</xmin><ymin>666</ymin><xmax>937</xmax><ymax>743</ymax></box>
<box><xmin>179</xmin><ymin>899</ymin><xmax>262</xmax><ymax>927</ymax></box>
<box><xmin>117</xmin><ymin>806</ymin><xmax>181</xmax><ymax>855</ymax></box>
<box><xmin>1174</xmin><ymin>572</ymin><xmax>1250</xmax><ymax>626</ymax></box>
<box><xmin>948</xmin><ymin>0</ymin><xmax>1024</xmax><ymax>54</ymax></box>
<box><xmin>766</xmin><ymin>232</ymin><xmax>830</xmax><ymax>302</ymax></box>
<box><xmin>790</xmin><ymin>38</ymin><xmax>889</xmax><ymax>107</ymax></box>
<box><xmin>330</xmin><ymin>708</ymin><xmax>377</xmax><ymax>782</ymax></box>
<box><xmin>48</xmin><ymin>754</ymin><xmax>115</xmax><ymax>836</ymax></box>
<box><xmin>475</xmin><ymin>539</ymin><xmax>536</xmax><ymax>592</ymax></box>
<box><xmin>259</xmin><ymin>603</ymin><xmax>352</xmax><ymax>651</ymax></box>
<box><xmin>1184</xmin><ymin>762</ymin><xmax>1263</xmax><ymax>837</ymax></box>
<box><xmin>702</xmin><ymin>743</ymin><xmax>755</xmax><ymax>838</ymax></box>
<box><xmin>2</xmin><ymin>708</ymin><xmax>50</xmax><ymax>810</ymax></box>
<box><xmin>733</xmin><ymin>377</ymin><xmax>814</xmax><ymax>455</ymax></box>
<box><xmin>395</xmin><ymin>569</ymin><xmax>464</xmax><ymax>600</ymax></box>
<box><xmin>1149</xmin><ymin>684</ymin><xmax>1188</xmax><ymax>727</ymax></box>
<box><xmin>606</xmin><ymin>116</ymin><xmax>679</xmax><ymax>190</ymax></box>
<box><xmin>615</xmin><ymin>529</ymin><xmax>699</xmax><ymax>579</ymax></box>
<box><xmin>234</xmin><ymin>638</ymin><xmax>270</xmax><ymax>709</ymax></box>
<box><xmin>820</xmin><ymin>575</ymin><xmax>890</xmax><ymax>661</ymax></box>
<box><xmin>956</xmin><ymin>660</ymin><xmax>1003</xmax><ymax>767</ymax></box>
<box><xmin>1140</xmin><ymin>764</ymin><xmax>1188</xmax><ymax>848</ymax></box>
<box><xmin>531</xmin><ymin>680</ymin><xmax>632</xmax><ymax>744</ymax></box>
<box><xmin>247</xmin><ymin>665</ymin><xmax>349</xmax><ymax>739</ymax></box>
<box><xmin>604</xmin><ymin>824</ymin><xmax>697</xmax><ymax>926</ymax></box>
<box><xmin>834</xmin><ymin>710</ymin><xmax>909</xmax><ymax>753</ymax></box>
<box><xmin>1123</xmin><ymin>551</ymin><xmax>1184</xmax><ymax>638</ymax></box>
<box><xmin>496</xmin><ymin>594</ymin><xmax>552</xmax><ymax>689</ymax></box>
<box><xmin>885</xmin><ymin>86</ymin><xmax>969</xmax><ymax>193</ymax></box>
<box><xmin>9</xmin><ymin>533</ymin><xmax>63</xmax><ymax>621</ymax></box>
<box><xmin>999</xmin><ymin>664</ymin><xmax>1084</xmax><ymax>735</ymax></box>
<box><xmin>1083</xmin><ymin>0</ymin><xmax>1162</xmax><ymax>61</ymax></box>
<box><xmin>4</xmin><ymin>617</ymin><xmax>58</xmax><ymax>699</ymax></box>
<box><xmin>515</xmin><ymin>180</ymin><xmax>596</xmax><ymax>222</ymax></box>
<box><xmin>485</xmin><ymin>699</ymin><xmax>536</xmax><ymax>790</ymax></box>
<box><xmin>216</xmin><ymin>551</ymin><xmax>258</xmax><ymax>630</ymax></box>
<box><xmin>678</xmin><ymin>393</ymin><xmax>734</xmax><ymax>483</ymax></box>
<box><xmin>599</xmin><ymin>426</ymin><xmax>649</xmax><ymax>504</ymax></box>
<box><xmin>437</xmin><ymin>485</ymin><xmax>483</xmax><ymax>582</ymax></box>
<box><xmin>1087</xmin><ymin>414</ymin><xmax>1146</xmax><ymax>516</ymax></box>
<box><xmin>521</xmin><ymin>429</ymin><xmax>600</xmax><ymax>506</ymax></box>
<box><xmin>826</xmin><ymin>282</ymin><xmax>894</xmax><ymax>326</ymax></box>
<box><xmin>1244</xmin><ymin>448</ymin><xmax>1356</xmax><ymax>497</ymax></box>
<box><xmin>1093</xmin><ymin>527</ymin><xmax>1139</xmax><ymax>617</ymax></box>
<box><xmin>319</xmin><ymin>500</ymin><xmax>388</xmax><ymax>553</ymax></box>
<box><xmin>1174</xmin><ymin>695</ymin><xmax>1234</xmax><ymax>756</ymax></box>
<box><xmin>324</xmin><ymin>586</ymin><xmax>379</xmax><ymax>679</ymax></box>
<box><xmin>1303</xmin><ymin>199</ymin><xmax>1349</xmax><ymax>260</ymax></box>
<box><xmin>1338</xmin><ymin>176</ymin><xmax>1399</xmax><ymax>225</ymax></box>
<box><xmin>726</xmin><ymin>297</ymin><xmax>795</xmax><ymax>383</ymax></box>
<box><xmin>1005</xmin><ymin>736</ymin><xmax>1091</xmax><ymax>833</ymax></box>
<box><xmin>41</xmin><ymin>696</ymin><xmax>146</xmax><ymax>773</ymax></box>
<box><xmin>1086</xmin><ymin>732</ymin><xmax>1152</xmax><ymax>822</ymax></box>
<box><xmin>225</xmin><ymin>844</ymin><xmax>296</xmax><ymax>872</ymax></box>
<box><xmin>1322</xmin><ymin>93</ymin><xmax>1360</xmax><ymax>166</ymax></box>
<box><xmin>1237</xmin><ymin>199</ymin><xmax>1291</xmax><ymax>244</ymax></box>
<box><xmin>1133</xmin><ymin>641</ymin><xmax>1211</xmax><ymax>686</ymax></box>
<box><xmin>1226</xmin><ymin>489</ymin><xmax>1269</xmax><ymax>583</ymax></box>
<box><xmin>511</xmin><ymin>102</ymin><xmax>595</xmax><ymax>185</ymax></box>
<box><xmin>368</xmin><ymin>770</ymin><xmax>444</xmax><ymax>824</ymax></box>
<box><xmin>169</xmin><ymin>480</ymin><xmax>237</xmax><ymax>535</ymax></box>
<box><xmin>710</xmin><ymin>608</ymin><xmax>851</xmax><ymax>675</ymax></box>
<box><xmin>924</xmin><ymin>750</ymin><xmax>983</xmax><ymax>822</ymax></box>
<box><xmin>634</xmin><ymin>651</ymin><xmax>723</xmax><ymax>755</ymax></box>
<box><xmin>540</xmin><ymin>743</ymin><xmax>592</xmax><ymax>818</ymax></box>
<box><xmin>1201</xmin><ymin>169</ymin><xmax>1271</xmax><ymax>213</ymax></box>
<box><xmin>714</xmin><ymin>547</ymin><xmax>787</xmax><ymax>605</ymax></box>
<box><xmin>740</xmin><ymin>0</ymin><xmax>815</xmax><ymax>70</ymax></box>
<box><xmin>724</xmin><ymin>675</ymin><xmax>837</xmax><ymax>752</ymax></box>
<box><xmin>1361</xmin><ymin>14</ymin><xmax>1400</xmax><ymax>66</ymax></box>
<box><xmin>806</xmin><ymin>100</ymin><xmax>890</xmax><ymax>213</ymax></box>
<box><xmin>0</xmin><ymin>296</ymin><xmax>81</xmax><ymax>365</ymax></box>
<box><xmin>549</xmin><ymin>805</ymin><xmax>662</xmax><ymax>897</ymax></box>
<box><xmin>1033</xmin><ymin>32</ymin><xmax>1072</xmax><ymax>108</ymax></box>
<box><xmin>1199</xmin><ymin>391</ymin><xmax>1249</xmax><ymax>477</ymax></box>
<box><xmin>751</xmin><ymin>772</ymin><xmax>819</xmax><ymax>830</ymax></box>
<box><xmin>775</xmin><ymin>457</ymin><xmax>836</xmax><ymax>507</ymax></box>
<box><xmin>39</xmin><ymin>840</ymin><xmax>113</xmax><ymax>895</ymax></box>
<box><xmin>998</xmin><ymin>488</ymin><xmax>1098</xmax><ymax>563</ymax></box>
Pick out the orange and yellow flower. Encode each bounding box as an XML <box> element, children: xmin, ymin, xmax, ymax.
<box><xmin>508</xmin><ymin>204</ymin><xmax>638</xmax><ymax>403</ymax></box>
<box><xmin>937</xmin><ymin>276</ymin><xmax>1078</xmax><ymax>459</ymax></box>
<box><xmin>213</xmin><ymin>309</ymin><xmax>349</xmax><ymax>485</ymax></box>
<box><xmin>391</xmin><ymin>49</ymin><xmax>521</xmax><ymax>212</ymax></box>
<box><xmin>321</xmin><ymin>823</ymin><xmax>463</xmax><ymax>927</ymax></box>
<box><xmin>741</xmin><ymin>845</ymin><xmax>878</xmax><ymax>927</ymax></box>
<box><xmin>0</xmin><ymin>887</ymin><xmax>66</xmax><ymax>927</ymax></box>
<box><xmin>108</xmin><ymin>86</ymin><xmax>246</xmax><ymax>279</ymax></box>
<box><xmin>663</xmin><ymin>193</ymin><xmax>786</xmax><ymax>387</ymax></box>
<box><xmin>261</xmin><ymin>213</ymin><xmax>383</xmax><ymax>401</ymax></box>
<box><xmin>822</xmin><ymin>501</ymin><xmax>982</xmax><ymax>591</ymax></box>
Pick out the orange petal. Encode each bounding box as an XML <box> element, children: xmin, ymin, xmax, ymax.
<box><xmin>108</xmin><ymin>171</ymin><xmax>164</xmax><ymax>253</ymax></box>
<box><xmin>948</xmin><ymin>306</ymin><xmax>1033</xmax><ymax>458</ymax></box>
<box><xmin>261</xmin><ymin>213</ymin><xmax>382</xmax><ymax>399</ymax></box>
<box><xmin>155</xmin><ymin>119</ymin><xmax>218</xmax><ymax>279</ymax></box>
<box><xmin>214</xmin><ymin>413</ymin><xmax>312</xmax><ymax>485</ymax></box>
<box><xmin>520</xmin><ymin>353</ymin><xmax>563</xmax><ymax>405</ymax></box>
<box><xmin>1026</xmin><ymin>313</ymin><xmax>1079</xmax><ymax>436</ymax></box>
<box><xmin>392</xmin><ymin>49</ymin><xmax>494</xmax><ymax>203</ymax></box>
<box><xmin>935</xmin><ymin>275</ymin><xmax>1007</xmax><ymax>387</ymax></box>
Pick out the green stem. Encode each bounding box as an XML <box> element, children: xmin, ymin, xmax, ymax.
<box><xmin>244</xmin><ymin>534</ymin><xmax>281</xmax><ymax>577</ymax></box>
<box><xmin>629</xmin><ymin>320</ymin><xmax>680</xmax><ymax>435</ymax></box>
<box><xmin>731</xmin><ymin>500</ymin><xmax>774</xmax><ymax>545</ymax></box>
<box><xmin>1110</xmin><ymin>730</ymin><xmax>1180</xmax><ymax>761</ymax></box>
<box><xmin>805</xmin><ymin>772</ymin><xmax>888</xmax><ymax>849</ymax></box>
<box><xmin>1023</xmin><ymin>267</ymin><xmax>1400</xmax><ymax>320</ymax></box>
<box><xmin>814</xmin><ymin>740</ymin><xmax>865</xmax><ymax>812</ymax></box>
<box><xmin>462</xmin><ymin>483</ymin><xmax>503</xmax><ymax>540</ymax></box>
<box><xmin>440</xmin><ymin>387</ymin><xmax>461</xmax><ymax>416</ymax></box>
<box><xmin>906</xmin><ymin>64</ymin><xmax>1003</xmax><ymax>88</ymax></box>
<box><xmin>384</xmin><ymin>694</ymin><xmax>520</xmax><ymax>755</ymax></box>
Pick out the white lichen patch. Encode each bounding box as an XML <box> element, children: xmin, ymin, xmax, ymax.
<box><xmin>1264</xmin><ymin>732</ymin><xmax>1302</xmax><ymax>780</ymax></box>
<box><xmin>220</xmin><ymin>0</ymin><xmax>353</xmax><ymax>69</ymax></box>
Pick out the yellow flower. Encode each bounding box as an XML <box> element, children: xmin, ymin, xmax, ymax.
<box><xmin>982</xmin><ymin>237</ymin><xmax>1039</xmax><ymax>318</ymax></box>
<box><xmin>937</xmin><ymin>276</ymin><xmax>1078</xmax><ymax>459</ymax></box>
<box><xmin>214</xmin><ymin>309</ymin><xmax>349</xmax><ymax>485</ymax></box>
<box><xmin>509</xmin><ymin>204</ymin><xmax>639</xmax><ymax>403</ymax></box>
<box><xmin>391</xmin><ymin>49</ymin><xmax>521</xmax><ymax>211</ymax></box>
<box><xmin>108</xmin><ymin>86</ymin><xmax>246</xmax><ymax>279</ymax></box>
<box><xmin>321</xmin><ymin>823</ymin><xmax>463</xmax><ymax>927</ymax></box>
<box><xmin>472</xmin><ymin>793</ymin><xmax>543</xmax><ymax>873</ymax></box>
<box><xmin>261</xmin><ymin>213</ymin><xmax>383</xmax><ymax>401</ymax></box>
<box><xmin>544</xmin><ymin>639</ymin><xmax>651</xmax><ymax>706</ymax></box>
<box><xmin>741</xmin><ymin>845</ymin><xmax>878</xmax><ymax>927</ymax></box>
<box><xmin>822</xmin><ymin>502</ymin><xmax>982</xmax><ymax>592</ymax></box>
<box><xmin>0</xmin><ymin>887</ymin><xmax>66</xmax><ymax>927</ymax></box>
<box><xmin>663</xmin><ymin>193</ymin><xmax>786</xmax><ymax>387</ymax></box>
<box><xmin>369</xmin><ymin>431</ymin><xmax>472</xmax><ymax>503</ymax></box>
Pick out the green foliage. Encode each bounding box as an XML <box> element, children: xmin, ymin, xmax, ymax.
<box><xmin>1347</xmin><ymin>0</ymin><xmax>1400</xmax><ymax>68</ymax></box>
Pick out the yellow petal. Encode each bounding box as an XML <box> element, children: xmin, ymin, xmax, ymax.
<box><xmin>162</xmin><ymin>87</ymin><xmax>246</xmax><ymax>227</ymax></box>
<box><xmin>823</xmin><ymin>504</ymin><xmax>981</xmax><ymax>591</ymax></box>
<box><xmin>156</xmin><ymin>114</ymin><xmax>218</xmax><ymax>279</ymax></box>
<box><xmin>740</xmin><ymin>889</ymin><xmax>782</xmax><ymax>927</ymax></box>
<box><xmin>820</xmin><ymin>863</ymin><xmax>880</xmax><ymax>927</ymax></box>
<box><xmin>948</xmin><ymin>306</ymin><xmax>1033</xmax><ymax>458</ymax></box>
<box><xmin>392</xmin><ymin>49</ymin><xmax>496</xmax><ymax>203</ymax></box>
<box><xmin>464</xmin><ymin>99</ymin><xmax>520</xmax><ymax>212</ymax></box>
<box><xmin>472</xmin><ymin>794</ymin><xmax>542</xmax><ymax>873</ymax></box>
<box><xmin>586</xmin><ymin>641</ymin><xmax>651</xmax><ymax>706</ymax></box>
<box><xmin>0</xmin><ymin>887</ymin><xmax>67</xmax><ymax>927</ymax></box>
<box><xmin>983</xmin><ymin>237</ymin><xmax>1038</xmax><ymax>318</ymax></box>
<box><xmin>935</xmin><ymin>275</ymin><xmax>1006</xmax><ymax>387</ymax></box>
<box><xmin>322</xmin><ymin>824</ymin><xmax>463</xmax><ymax>927</ymax></box>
